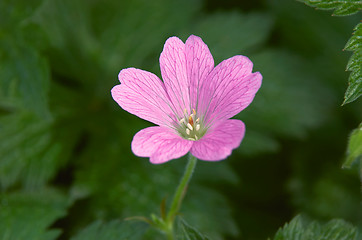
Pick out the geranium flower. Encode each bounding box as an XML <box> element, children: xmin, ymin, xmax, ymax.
<box><xmin>111</xmin><ymin>35</ymin><xmax>262</xmax><ymax>164</ymax></box>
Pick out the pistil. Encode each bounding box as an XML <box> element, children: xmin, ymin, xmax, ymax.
<box><xmin>177</xmin><ymin>109</ymin><xmax>207</xmax><ymax>141</ymax></box>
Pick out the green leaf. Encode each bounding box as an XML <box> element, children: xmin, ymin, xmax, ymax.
<box><xmin>0</xmin><ymin>111</ymin><xmax>72</xmax><ymax>190</ymax></box>
<box><xmin>343</xmin><ymin>122</ymin><xmax>362</xmax><ymax>168</ymax></box>
<box><xmin>0</xmin><ymin>35</ymin><xmax>50</xmax><ymax>117</ymax></box>
<box><xmin>298</xmin><ymin>0</ymin><xmax>362</xmax><ymax>16</ymax></box>
<box><xmin>343</xmin><ymin>22</ymin><xmax>362</xmax><ymax>105</ymax></box>
<box><xmin>273</xmin><ymin>215</ymin><xmax>358</xmax><ymax>240</ymax></box>
<box><xmin>0</xmin><ymin>189</ymin><xmax>71</xmax><ymax>240</ymax></box>
<box><xmin>70</xmin><ymin>220</ymin><xmax>147</xmax><ymax>240</ymax></box>
<box><xmin>177</xmin><ymin>219</ymin><xmax>210</xmax><ymax>240</ymax></box>
<box><xmin>0</xmin><ymin>0</ymin><xmax>44</xmax><ymax>30</ymax></box>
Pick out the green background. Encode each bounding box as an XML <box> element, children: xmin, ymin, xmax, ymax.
<box><xmin>0</xmin><ymin>0</ymin><xmax>361</xmax><ymax>239</ymax></box>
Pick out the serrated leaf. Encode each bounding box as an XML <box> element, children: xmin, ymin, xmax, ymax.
<box><xmin>0</xmin><ymin>35</ymin><xmax>50</xmax><ymax>117</ymax></box>
<box><xmin>0</xmin><ymin>189</ymin><xmax>71</xmax><ymax>240</ymax></box>
<box><xmin>177</xmin><ymin>219</ymin><xmax>210</xmax><ymax>240</ymax></box>
<box><xmin>343</xmin><ymin>122</ymin><xmax>362</xmax><ymax>168</ymax></box>
<box><xmin>70</xmin><ymin>220</ymin><xmax>147</xmax><ymax>240</ymax></box>
<box><xmin>298</xmin><ymin>0</ymin><xmax>362</xmax><ymax>16</ymax></box>
<box><xmin>273</xmin><ymin>215</ymin><xmax>358</xmax><ymax>240</ymax></box>
<box><xmin>343</xmin><ymin>22</ymin><xmax>362</xmax><ymax>104</ymax></box>
<box><xmin>0</xmin><ymin>111</ymin><xmax>71</xmax><ymax>190</ymax></box>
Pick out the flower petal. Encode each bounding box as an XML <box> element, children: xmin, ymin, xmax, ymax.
<box><xmin>198</xmin><ymin>56</ymin><xmax>262</xmax><ymax>126</ymax></box>
<box><xmin>190</xmin><ymin>119</ymin><xmax>245</xmax><ymax>161</ymax></box>
<box><xmin>185</xmin><ymin>35</ymin><xmax>214</xmax><ymax>111</ymax></box>
<box><xmin>132</xmin><ymin>126</ymin><xmax>193</xmax><ymax>164</ymax></box>
<box><xmin>159</xmin><ymin>37</ymin><xmax>189</xmax><ymax>116</ymax></box>
<box><xmin>111</xmin><ymin>68</ymin><xmax>175</xmax><ymax>127</ymax></box>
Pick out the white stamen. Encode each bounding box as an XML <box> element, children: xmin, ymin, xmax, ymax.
<box><xmin>186</xmin><ymin>128</ymin><xmax>190</xmax><ymax>135</ymax></box>
<box><xmin>187</xmin><ymin>123</ymin><xmax>193</xmax><ymax>131</ymax></box>
<box><xmin>195</xmin><ymin>124</ymin><xmax>200</xmax><ymax>131</ymax></box>
<box><xmin>179</xmin><ymin>118</ymin><xmax>185</xmax><ymax>124</ymax></box>
<box><xmin>188</xmin><ymin>137</ymin><xmax>196</xmax><ymax>141</ymax></box>
<box><xmin>195</xmin><ymin>135</ymin><xmax>198</xmax><ymax>140</ymax></box>
<box><xmin>196</xmin><ymin>118</ymin><xmax>200</xmax><ymax>123</ymax></box>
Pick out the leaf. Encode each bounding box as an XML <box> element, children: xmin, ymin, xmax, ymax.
<box><xmin>343</xmin><ymin>22</ymin><xmax>362</xmax><ymax>105</ymax></box>
<box><xmin>298</xmin><ymin>0</ymin><xmax>362</xmax><ymax>16</ymax></box>
<box><xmin>177</xmin><ymin>219</ymin><xmax>210</xmax><ymax>240</ymax></box>
<box><xmin>0</xmin><ymin>35</ymin><xmax>50</xmax><ymax>117</ymax></box>
<box><xmin>0</xmin><ymin>0</ymin><xmax>44</xmax><ymax>30</ymax></box>
<box><xmin>343</xmin><ymin>122</ymin><xmax>362</xmax><ymax>168</ymax></box>
<box><xmin>0</xmin><ymin>111</ymin><xmax>75</xmax><ymax>190</ymax></box>
<box><xmin>0</xmin><ymin>188</ymin><xmax>71</xmax><ymax>240</ymax></box>
<box><xmin>70</xmin><ymin>220</ymin><xmax>147</xmax><ymax>240</ymax></box>
<box><xmin>273</xmin><ymin>215</ymin><xmax>358</xmax><ymax>240</ymax></box>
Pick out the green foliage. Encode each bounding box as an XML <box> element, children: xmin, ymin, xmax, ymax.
<box><xmin>273</xmin><ymin>215</ymin><xmax>358</xmax><ymax>240</ymax></box>
<box><xmin>0</xmin><ymin>112</ymin><xmax>55</xmax><ymax>190</ymax></box>
<box><xmin>343</xmin><ymin>22</ymin><xmax>362</xmax><ymax>105</ymax></box>
<box><xmin>70</xmin><ymin>220</ymin><xmax>147</xmax><ymax>240</ymax></box>
<box><xmin>238</xmin><ymin>49</ymin><xmax>333</xmax><ymax>155</ymax></box>
<box><xmin>177</xmin><ymin>219</ymin><xmax>211</xmax><ymax>240</ymax></box>
<box><xmin>343</xmin><ymin>122</ymin><xmax>362</xmax><ymax>168</ymax></box>
<box><xmin>297</xmin><ymin>0</ymin><xmax>362</xmax><ymax>104</ymax></box>
<box><xmin>298</xmin><ymin>0</ymin><xmax>362</xmax><ymax>16</ymax></box>
<box><xmin>0</xmin><ymin>0</ymin><xmax>361</xmax><ymax>239</ymax></box>
<box><xmin>0</xmin><ymin>189</ymin><xmax>71</xmax><ymax>240</ymax></box>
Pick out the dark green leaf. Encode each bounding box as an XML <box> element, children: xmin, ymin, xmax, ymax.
<box><xmin>177</xmin><ymin>219</ymin><xmax>210</xmax><ymax>240</ymax></box>
<box><xmin>0</xmin><ymin>111</ymin><xmax>72</xmax><ymax>190</ymax></box>
<box><xmin>70</xmin><ymin>220</ymin><xmax>147</xmax><ymax>240</ymax></box>
<box><xmin>343</xmin><ymin>122</ymin><xmax>362</xmax><ymax>168</ymax></box>
<box><xmin>273</xmin><ymin>215</ymin><xmax>358</xmax><ymax>240</ymax></box>
<box><xmin>298</xmin><ymin>0</ymin><xmax>362</xmax><ymax>16</ymax></box>
<box><xmin>343</xmin><ymin>22</ymin><xmax>362</xmax><ymax>105</ymax></box>
<box><xmin>0</xmin><ymin>189</ymin><xmax>71</xmax><ymax>240</ymax></box>
<box><xmin>0</xmin><ymin>36</ymin><xmax>50</xmax><ymax>117</ymax></box>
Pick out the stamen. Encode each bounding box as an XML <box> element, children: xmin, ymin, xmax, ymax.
<box><xmin>179</xmin><ymin>118</ymin><xmax>185</xmax><ymax>124</ymax></box>
<box><xmin>192</xmin><ymin>109</ymin><xmax>196</xmax><ymax>115</ymax></box>
<box><xmin>188</xmin><ymin>116</ymin><xmax>194</xmax><ymax>126</ymax></box>
<box><xmin>195</xmin><ymin>135</ymin><xmax>198</xmax><ymax>140</ymax></box>
<box><xmin>186</xmin><ymin>128</ymin><xmax>190</xmax><ymax>135</ymax></box>
<box><xmin>195</xmin><ymin>124</ymin><xmax>200</xmax><ymax>131</ymax></box>
<box><xmin>187</xmin><ymin>123</ymin><xmax>193</xmax><ymax>131</ymax></box>
<box><xmin>183</xmin><ymin>108</ymin><xmax>187</xmax><ymax>115</ymax></box>
<box><xmin>188</xmin><ymin>137</ymin><xmax>196</xmax><ymax>141</ymax></box>
<box><xmin>196</xmin><ymin>118</ymin><xmax>200</xmax><ymax>123</ymax></box>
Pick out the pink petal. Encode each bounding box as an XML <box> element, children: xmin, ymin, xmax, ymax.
<box><xmin>198</xmin><ymin>56</ymin><xmax>262</xmax><ymax>126</ymax></box>
<box><xmin>185</xmin><ymin>35</ymin><xmax>214</xmax><ymax>111</ymax></box>
<box><xmin>132</xmin><ymin>126</ymin><xmax>193</xmax><ymax>164</ymax></box>
<box><xmin>111</xmin><ymin>68</ymin><xmax>175</xmax><ymax>127</ymax></box>
<box><xmin>190</xmin><ymin>119</ymin><xmax>245</xmax><ymax>161</ymax></box>
<box><xmin>159</xmin><ymin>37</ymin><xmax>189</xmax><ymax>116</ymax></box>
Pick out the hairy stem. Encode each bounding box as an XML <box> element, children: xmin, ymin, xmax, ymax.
<box><xmin>164</xmin><ymin>153</ymin><xmax>197</xmax><ymax>239</ymax></box>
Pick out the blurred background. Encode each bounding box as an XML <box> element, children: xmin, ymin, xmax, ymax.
<box><xmin>0</xmin><ymin>0</ymin><xmax>361</xmax><ymax>239</ymax></box>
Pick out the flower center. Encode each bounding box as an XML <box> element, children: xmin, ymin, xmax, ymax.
<box><xmin>177</xmin><ymin>109</ymin><xmax>207</xmax><ymax>141</ymax></box>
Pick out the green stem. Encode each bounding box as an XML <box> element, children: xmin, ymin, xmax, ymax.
<box><xmin>165</xmin><ymin>153</ymin><xmax>197</xmax><ymax>238</ymax></box>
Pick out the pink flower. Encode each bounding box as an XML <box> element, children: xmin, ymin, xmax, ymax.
<box><xmin>111</xmin><ymin>35</ymin><xmax>262</xmax><ymax>164</ymax></box>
